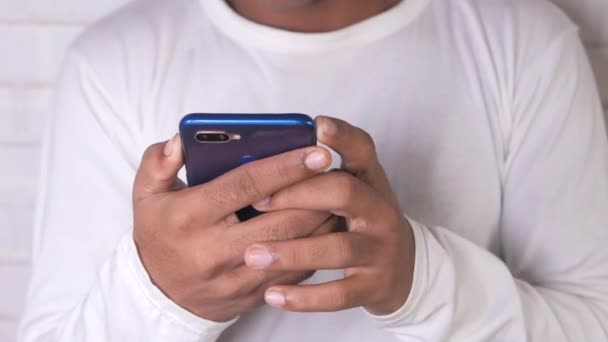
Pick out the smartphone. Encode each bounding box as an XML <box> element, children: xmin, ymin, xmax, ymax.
<box><xmin>179</xmin><ymin>113</ymin><xmax>317</xmax><ymax>221</ymax></box>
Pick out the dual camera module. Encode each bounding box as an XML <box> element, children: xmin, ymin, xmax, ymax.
<box><xmin>195</xmin><ymin>132</ymin><xmax>240</xmax><ymax>143</ymax></box>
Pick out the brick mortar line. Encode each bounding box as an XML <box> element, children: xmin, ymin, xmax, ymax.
<box><xmin>0</xmin><ymin>202</ymin><xmax>36</xmax><ymax>208</ymax></box>
<box><xmin>0</xmin><ymin>82</ymin><xmax>54</xmax><ymax>89</ymax></box>
<box><xmin>0</xmin><ymin>141</ymin><xmax>41</xmax><ymax>147</ymax></box>
<box><xmin>0</xmin><ymin>260</ymin><xmax>31</xmax><ymax>265</ymax></box>
<box><xmin>0</xmin><ymin>19</ymin><xmax>88</xmax><ymax>27</ymax></box>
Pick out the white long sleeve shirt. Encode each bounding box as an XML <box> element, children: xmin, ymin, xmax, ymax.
<box><xmin>18</xmin><ymin>0</ymin><xmax>608</xmax><ymax>341</ymax></box>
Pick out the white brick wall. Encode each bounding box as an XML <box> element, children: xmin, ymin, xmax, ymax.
<box><xmin>0</xmin><ymin>1</ymin><xmax>606</xmax><ymax>341</ymax></box>
<box><xmin>0</xmin><ymin>2</ymin><xmax>131</xmax><ymax>340</ymax></box>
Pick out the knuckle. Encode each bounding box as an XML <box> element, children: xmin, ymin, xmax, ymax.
<box><xmin>385</xmin><ymin>210</ymin><xmax>402</xmax><ymax>231</ymax></box>
<box><xmin>167</xmin><ymin>205</ymin><xmax>193</xmax><ymax>230</ymax></box>
<box><xmin>219</xmin><ymin>280</ymin><xmax>245</xmax><ymax>299</ymax></box>
<box><xmin>259</xmin><ymin>216</ymin><xmax>291</xmax><ymax>241</ymax></box>
<box><xmin>228</xmin><ymin>234</ymin><xmax>251</xmax><ymax>256</ymax></box>
<box><xmin>357</xmin><ymin>233</ymin><xmax>377</xmax><ymax>264</ymax></box>
<box><xmin>147</xmin><ymin>171</ymin><xmax>164</xmax><ymax>185</ymax></box>
<box><xmin>305</xmin><ymin>239</ymin><xmax>328</xmax><ymax>264</ymax></box>
<box><xmin>185</xmin><ymin>184</ymin><xmax>220</xmax><ymax>218</ymax></box>
<box><xmin>269</xmin><ymin>224</ymin><xmax>295</xmax><ymax>241</ymax></box>
<box><xmin>253</xmin><ymin>210</ymin><xmax>324</xmax><ymax>244</ymax></box>
<box><xmin>273</xmin><ymin>156</ymin><xmax>297</xmax><ymax>179</ymax></box>
<box><xmin>333</xmin><ymin>173</ymin><xmax>359</xmax><ymax>206</ymax></box>
<box><xmin>133</xmin><ymin>143</ymin><xmax>168</xmax><ymax>198</ymax></box>
<box><xmin>200</xmin><ymin>258</ymin><xmax>224</xmax><ymax>280</ymax></box>
<box><xmin>194</xmin><ymin>244</ymin><xmax>225</xmax><ymax>279</ymax></box>
<box><xmin>238</xmin><ymin>168</ymin><xmax>266</xmax><ymax>201</ymax></box>
<box><xmin>383</xmin><ymin>235</ymin><xmax>403</xmax><ymax>263</ymax></box>
<box><xmin>349</xmin><ymin>216</ymin><xmax>369</xmax><ymax>231</ymax></box>
<box><xmin>197</xmin><ymin>184</ymin><xmax>228</xmax><ymax>212</ymax></box>
<box><xmin>144</xmin><ymin>166</ymin><xmax>171</xmax><ymax>190</ymax></box>
<box><xmin>213</xmin><ymin>284</ymin><xmax>233</xmax><ymax>300</ymax></box>
<box><xmin>142</xmin><ymin>143</ymin><xmax>162</xmax><ymax>163</ymax></box>
<box><xmin>138</xmin><ymin>144</ymin><xmax>163</xmax><ymax>170</ymax></box>
<box><xmin>334</xmin><ymin>234</ymin><xmax>355</xmax><ymax>263</ymax></box>
<box><xmin>282</xmin><ymin>243</ymin><xmax>302</xmax><ymax>266</ymax></box>
<box><xmin>235</xmin><ymin>279</ymin><xmax>257</xmax><ymax>297</ymax></box>
<box><xmin>361</xmin><ymin>130</ymin><xmax>375</xmax><ymax>146</ymax></box>
<box><xmin>360</xmin><ymin>131</ymin><xmax>376</xmax><ymax>155</ymax></box>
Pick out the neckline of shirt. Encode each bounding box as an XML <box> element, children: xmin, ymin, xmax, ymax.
<box><xmin>200</xmin><ymin>0</ymin><xmax>431</xmax><ymax>55</ymax></box>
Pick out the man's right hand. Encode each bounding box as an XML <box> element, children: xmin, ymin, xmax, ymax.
<box><xmin>132</xmin><ymin>134</ymin><xmax>334</xmax><ymax>322</ymax></box>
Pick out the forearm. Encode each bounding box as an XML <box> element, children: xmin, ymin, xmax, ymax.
<box><xmin>19</xmin><ymin>234</ymin><xmax>234</xmax><ymax>342</ymax></box>
<box><xmin>370</xmin><ymin>220</ymin><xmax>608</xmax><ymax>341</ymax></box>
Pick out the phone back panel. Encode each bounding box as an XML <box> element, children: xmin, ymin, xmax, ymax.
<box><xmin>179</xmin><ymin>113</ymin><xmax>316</xmax><ymax>187</ymax></box>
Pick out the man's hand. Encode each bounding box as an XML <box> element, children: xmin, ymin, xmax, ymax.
<box><xmin>132</xmin><ymin>134</ymin><xmax>335</xmax><ymax>322</ymax></box>
<box><xmin>246</xmin><ymin>116</ymin><xmax>415</xmax><ymax>316</ymax></box>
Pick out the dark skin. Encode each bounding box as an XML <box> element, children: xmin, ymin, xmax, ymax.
<box><xmin>228</xmin><ymin>0</ymin><xmax>402</xmax><ymax>33</ymax></box>
<box><xmin>136</xmin><ymin>117</ymin><xmax>414</xmax><ymax>319</ymax></box>
<box><xmin>134</xmin><ymin>1</ymin><xmax>414</xmax><ymax>321</ymax></box>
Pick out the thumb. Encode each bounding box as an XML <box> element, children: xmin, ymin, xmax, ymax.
<box><xmin>133</xmin><ymin>133</ymin><xmax>185</xmax><ymax>201</ymax></box>
<box><xmin>315</xmin><ymin>115</ymin><xmax>397</xmax><ymax>205</ymax></box>
<box><xmin>315</xmin><ymin>115</ymin><xmax>381</xmax><ymax>179</ymax></box>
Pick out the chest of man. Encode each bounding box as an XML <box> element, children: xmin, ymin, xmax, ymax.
<box><xmin>132</xmin><ymin>31</ymin><xmax>504</xmax><ymax>341</ymax></box>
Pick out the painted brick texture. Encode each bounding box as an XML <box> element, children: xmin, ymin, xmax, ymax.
<box><xmin>0</xmin><ymin>2</ymin><xmax>130</xmax><ymax>340</ymax></box>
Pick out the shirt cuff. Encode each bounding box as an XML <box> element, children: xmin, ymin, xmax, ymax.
<box><xmin>123</xmin><ymin>233</ymin><xmax>237</xmax><ymax>340</ymax></box>
<box><xmin>364</xmin><ymin>216</ymin><xmax>429</xmax><ymax>328</ymax></box>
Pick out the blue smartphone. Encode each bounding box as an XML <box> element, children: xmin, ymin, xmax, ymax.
<box><xmin>179</xmin><ymin>113</ymin><xmax>316</xmax><ymax>221</ymax></box>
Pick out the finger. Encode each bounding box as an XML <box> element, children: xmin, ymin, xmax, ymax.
<box><xmin>316</xmin><ymin>116</ymin><xmax>395</xmax><ymax>200</ymax></box>
<box><xmin>219</xmin><ymin>266</ymin><xmax>314</xmax><ymax>300</ymax></box>
<box><xmin>224</xmin><ymin>269</ymin><xmax>315</xmax><ymax>313</ymax></box>
<box><xmin>315</xmin><ymin>116</ymin><xmax>378</xmax><ymax>177</ymax></box>
<box><xmin>133</xmin><ymin>134</ymin><xmax>185</xmax><ymax>201</ymax></box>
<box><xmin>182</xmin><ymin>146</ymin><xmax>332</xmax><ymax>219</ymax></box>
<box><xmin>310</xmin><ymin>215</ymin><xmax>341</xmax><ymax>236</ymax></box>
<box><xmin>224</xmin><ymin>209</ymin><xmax>332</xmax><ymax>265</ymax></box>
<box><xmin>244</xmin><ymin>232</ymin><xmax>377</xmax><ymax>271</ymax></box>
<box><xmin>254</xmin><ymin>171</ymin><xmax>388</xmax><ymax>220</ymax></box>
<box><xmin>264</xmin><ymin>276</ymin><xmax>368</xmax><ymax>312</ymax></box>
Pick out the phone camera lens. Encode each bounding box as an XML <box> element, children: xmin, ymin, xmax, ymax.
<box><xmin>196</xmin><ymin>132</ymin><xmax>231</xmax><ymax>143</ymax></box>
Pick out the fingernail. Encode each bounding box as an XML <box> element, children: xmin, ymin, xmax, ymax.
<box><xmin>322</xmin><ymin>117</ymin><xmax>338</xmax><ymax>136</ymax></box>
<box><xmin>254</xmin><ymin>197</ymin><xmax>271</xmax><ymax>208</ymax></box>
<box><xmin>265</xmin><ymin>290</ymin><xmax>285</xmax><ymax>308</ymax></box>
<box><xmin>245</xmin><ymin>246</ymin><xmax>276</xmax><ymax>269</ymax></box>
<box><xmin>305</xmin><ymin>151</ymin><xmax>329</xmax><ymax>170</ymax></box>
<box><xmin>164</xmin><ymin>134</ymin><xmax>179</xmax><ymax>157</ymax></box>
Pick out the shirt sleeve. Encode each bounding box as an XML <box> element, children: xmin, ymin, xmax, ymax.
<box><xmin>368</xmin><ymin>28</ymin><xmax>608</xmax><ymax>341</ymax></box>
<box><xmin>17</xmin><ymin>51</ymin><xmax>235</xmax><ymax>341</ymax></box>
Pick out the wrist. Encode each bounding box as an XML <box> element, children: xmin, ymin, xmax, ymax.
<box><xmin>126</xmin><ymin>233</ymin><xmax>239</xmax><ymax>336</ymax></box>
<box><xmin>365</xmin><ymin>215</ymin><xmax>420</xmax><ymax>318</ymax></box>
<box><xmin>364</xmin><ymin>214</ymin><xmax>416</xmax><ymax>315</ymax></box>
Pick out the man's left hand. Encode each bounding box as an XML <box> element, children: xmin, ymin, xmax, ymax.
<box><xmin>245</xmin><ymin>116</ymin><xmax>415</xmax><ymax>316</ymax></box>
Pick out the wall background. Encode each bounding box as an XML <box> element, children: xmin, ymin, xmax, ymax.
<box><xmin>0</xmin><ymin>0</ymin><xmax>606</xmax><ymax>340</ymax></box>
<box><xmin>0</xmin><ymin>1</ymin><xmax>131</xmax><ymax>340</ymax></box>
